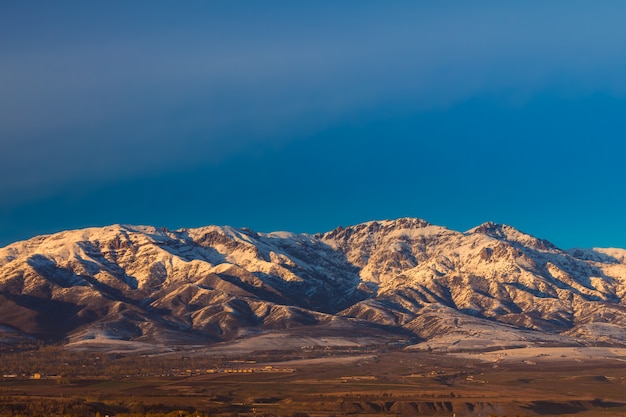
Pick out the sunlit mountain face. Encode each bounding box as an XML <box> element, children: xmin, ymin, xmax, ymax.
<box><xmin>1</xmin><ymin>218</ymin><xmax>625</xmax><ymax>351</ymax></box>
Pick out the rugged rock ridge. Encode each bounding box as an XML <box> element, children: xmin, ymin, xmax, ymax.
<box><xmin>0</xmin><ymin>218</ymin><xmax>625</xmax><ymax>348</ymax></box>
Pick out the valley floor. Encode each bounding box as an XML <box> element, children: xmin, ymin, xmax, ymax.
<box><xmin>0</xmin><ymin>344</ymin><xmax>625</xmax><ymax>416</ymax></box>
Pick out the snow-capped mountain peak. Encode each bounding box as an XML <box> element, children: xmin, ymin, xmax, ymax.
<box><xmin>1</xmin><ymin>218</ymin><xmax>625</xmax><ymax>349</ymax></box>
<box><xmin>468</xmin><ymin>221</ymin><xmax>558</xmax><ymax>251</ymax></box>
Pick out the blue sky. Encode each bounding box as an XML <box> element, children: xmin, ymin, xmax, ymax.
<box><xmin>2</xmin><ymin>1</ymin><xmax>626</xmax><ymax>249</ymax></box>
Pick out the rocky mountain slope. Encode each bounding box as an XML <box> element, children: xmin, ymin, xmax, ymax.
<box><xmin>1</xmin><ymin>218</ymin><xmax>625</xmax><ymax>350</ymax></box>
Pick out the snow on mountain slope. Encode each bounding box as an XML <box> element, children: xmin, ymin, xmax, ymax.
<box><xmin>319</xmin><ymin>218</ymin><xmax>456</xmax><ymax>284</ymax></box>
<box><xmin>0</xmin><ymin>223</ymin><xmax>365</xmax><ymax>342</ymax></box>
<box><xmin>0</xmin><ymin>218</ymin><xmax>625</xmax><ymax>348</ymax></box>
<box><xmin>321</xmin><ymin>219</ymin><xmax>626</xmax><ymax>343</ymax></box>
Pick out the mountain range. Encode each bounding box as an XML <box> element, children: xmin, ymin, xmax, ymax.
<box><xmin>1</xmin><ymin>218</ymin><xmax>625</xmax><ymax>351</ymax></box>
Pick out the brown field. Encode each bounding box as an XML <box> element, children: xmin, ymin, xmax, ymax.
<box><xmin>0</xmin><ymin>345</ymin><xmax>625</xmax><ymax>417</ymax></box>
